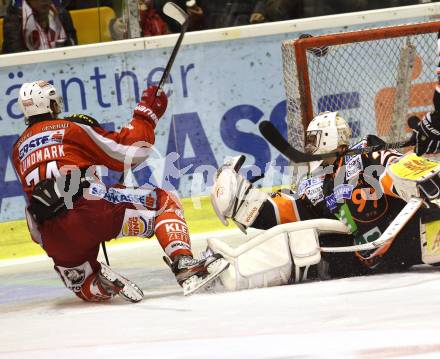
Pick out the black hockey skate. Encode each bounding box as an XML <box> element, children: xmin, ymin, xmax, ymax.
<box><xmin>164</xmin><ymin>253</ymin><xmax>229</xmax><ymax>296</ymax></box>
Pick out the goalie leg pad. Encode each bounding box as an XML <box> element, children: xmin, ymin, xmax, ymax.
<box><xmin>420</xmin><ymin>215</ymin><xmax>440</xmax><ymax>265</ymax></box>
<box><xmin>288</xmin><ymin>228</ymin><xmax>321</xmax><ymax>283</ymax></box>
<box><xmin>207</xmin><ymin>221</ymin><xmax>326</xmax><ymax>290</ymax></box>
<box><xmin>208</xmin><ymin>232</ymin><xmax>293</xmax><ymax>291</ymax></box>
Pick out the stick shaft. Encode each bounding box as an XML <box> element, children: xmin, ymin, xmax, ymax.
<box><xmin>259</xmin><ymin>121</ymin><xmax>415</xmax><ymax>163</ymax></box>
<box><xmin>156</xmin><ymin>25</ymin><xmax>188</xmax><ymax>94</ymax></box>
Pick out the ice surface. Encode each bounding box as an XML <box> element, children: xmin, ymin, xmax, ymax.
<box><xmin>1</xmin><ymin>231</ymin><xmax>440</xmax><ymax>359</ymax></box>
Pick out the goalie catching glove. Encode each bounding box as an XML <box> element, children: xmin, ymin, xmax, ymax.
<box><xmin>133</xmin><ymin>85</ymin><xmax>168</xmax><ymax>128</ymax></box>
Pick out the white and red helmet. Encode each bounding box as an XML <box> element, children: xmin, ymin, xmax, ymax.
<box><xmin>305</xmin><ymin>111</ymin><xmax>351</xmax><ymax>154</ymax></box>
<box><xmin>19</xmin><ymin>81</ymin><xmax>63</xmax><ymax>119</ymax></box>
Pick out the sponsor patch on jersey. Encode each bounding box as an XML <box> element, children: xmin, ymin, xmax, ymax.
<box><xmin>344</xmin><ymin>140</ymin><xmax>365</xmax><ymax>163</ymax></box>
<box><xmin>118</xmin><ymin>209</ymin><xmax>154</xmax><ymax>238</ymax></box>
<box><xmin>325</xmin><ymin>193</ymin><xmax>337</xmax><ymax>211</ymax></box>
<box><xmin>298</xmin><ymin>175</ymin><xmax>325</xmax><ymax>205</ymax></box>
<box><xmin>298</xmin><ymin>176</ymin><xmax>324</xmax><ymax>196</ymax></box>
<box><xmin>88</xmin><ymin>185</ymin><xmax>157</xmax><ymax>208</ymax></box>
<box><xmin>305</xmin><ymin>184</ymin><xmax>324</xmax><ymax>205</ymax></box>
<box><xmin>42</xmin><ymin>123</ymin><xmax>69</xmax><ymax>131</ymax></box>
<box><xmin>335</xmin><ymin>203</ymin><xmax>357</xmax><ymax>234</ymax></box>
<box><xmin>345</xmin><ymin>154</ymin><xmax>363</xmax><ymax>180</ymax></box>
<box><xmin>354</xmin><ymin>226</ymin><xmax>382</xmax><ymax>250</ymax></box>
<box><xmin>88</xmin><ymin>182</ymin><xmax>107</xmax><ymax>198</ymax></box>
<box><xmin>18</xmin><ymin>129</ymin><xmax>65</xmax><ymax>160</ymax></box>
<box><xmin>334</xmin><ymin>184</ymin><xmax>354</xmax><ymax>201</ymax></box>
<box><xmin>55</xmin><ymin>261</ymin><xmax>93</xmax><ymax>293</ymax></box>
<box><xmin>325</xmin><ymin>185</ymin><xmax>353</xmax><ymax>211</ymax></box>
<box><xmin>122</xmin><ymin>216</ymin><xmax>150</xmax><ymax>236</ymax></box>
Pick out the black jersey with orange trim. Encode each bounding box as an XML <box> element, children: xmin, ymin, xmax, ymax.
<box><xmin>260</xmin><ymin>139</ymin><xmax>420</xmax><ymax>269</ymax></box>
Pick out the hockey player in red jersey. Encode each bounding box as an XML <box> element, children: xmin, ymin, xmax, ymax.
<box><xmin>12</xmin><ymin>80</ymin><xmax>228</xmax><ymax>302</ymax></box>
<box><xmin>208</xmin><ymin>111</ymin><xmax>440</xmax><ymax>291</ymax></box>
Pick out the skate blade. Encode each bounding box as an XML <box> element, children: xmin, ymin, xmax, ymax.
<box><xmin>182</xmin><ymin>258</ymin><xmax>229</xmax><ymax>296</ymax></box>
<box><xmin>120</xmin><ymin>283</ymin><xmax>144</xmax><ymax>303</ymax></box>
<box><xmin>101</xmin><ymin>264</ymin><xmax>144</xmax><ymax>303</ymax></box>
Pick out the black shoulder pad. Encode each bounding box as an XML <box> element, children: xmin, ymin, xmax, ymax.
<box><xmin>64</xmin><ymin>114</ymin><xmax>101</xmax><ymax>128</ymax></box>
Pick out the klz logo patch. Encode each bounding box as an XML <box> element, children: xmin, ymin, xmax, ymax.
<box><xmin>165</xmin><ymin>222</ymin><xmax>188</xmax><ymax>240</ymax></box>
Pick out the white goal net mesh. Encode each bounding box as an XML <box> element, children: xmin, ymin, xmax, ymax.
<box><xmin>282</xmin><ymin>22</ymin><xmax>440</xmax><ymax>150</ymax></box>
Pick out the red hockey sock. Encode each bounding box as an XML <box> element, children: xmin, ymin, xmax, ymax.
<box><xmin>154</xmin><ymin>210</ymin><xmax>192</xmax><ymax>260</ymax></box>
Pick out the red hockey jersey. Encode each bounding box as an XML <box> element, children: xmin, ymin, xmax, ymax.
<box><xmin>12</xmin><ymin>114</ymin><xmax>155</xmax><ymax>199</ymax></box>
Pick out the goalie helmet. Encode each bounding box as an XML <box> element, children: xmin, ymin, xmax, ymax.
<box><xmin>305</xmin><ymin>111</ymin><xmax>351</xmax><ymax>154</ymax></box>
<box><xmin>19</xmin><ymin>81</ymin><xmax>63</xmax><ymax>120</ymax></box>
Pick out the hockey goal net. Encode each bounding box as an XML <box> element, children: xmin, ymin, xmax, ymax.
<box><xmin>283</xmin><ymin>21</ymin><xmax>440</xmax><ymax>150</ymax></box>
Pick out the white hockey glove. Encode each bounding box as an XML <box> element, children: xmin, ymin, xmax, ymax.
<box><xmin>211</xmin><ymin>155</ymin><xmax>269</xmax><ymax>233</ymax></box>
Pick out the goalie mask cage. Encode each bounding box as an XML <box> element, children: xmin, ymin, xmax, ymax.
<box><xmin>283</xmin><ymin>21</ymin><xmax>440</xmax><ymax>150</ymax></box>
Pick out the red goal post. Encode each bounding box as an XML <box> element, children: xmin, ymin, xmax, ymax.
<box><xmin>282</xmin><ymin>21</ymin><xmax>440</xmax><ymax>150</ymax></box>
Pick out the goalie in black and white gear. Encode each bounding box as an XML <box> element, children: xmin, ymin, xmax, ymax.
<box><xmin>208</xmin><ymin>111</ymin><xmax>440</xmax><ymax>291</ymax></box>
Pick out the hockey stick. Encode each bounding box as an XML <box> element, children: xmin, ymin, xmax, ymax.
<box><xmin>119</xmin><ymin>2</ymin><xmax>188</xmax><ymax>185</ymax></box>
<box><xmin>111</xmin><ymin>4</ymin><xmax>189</xmax><ymax>262</ymax></box>
<box><xmin>155</xmin><ymin>2</ymin><xmax>189</xmax><ymax>96</ymax></box>
<box><xmin>259</xmin><ymin>121</ymin><xmax>415</xmax><ymax>163</ymax></box>
<box><xmin>320</xmin><ymin>197</ymin><xmax>423</xmax><ymax>253</ymax></box>
<box><xmin>102</xmin><ymin>242</ymin><xmax>110</xmax><ymax>265</ymax></box>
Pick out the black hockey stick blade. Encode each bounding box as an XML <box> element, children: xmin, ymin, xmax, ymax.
<box><xmin>259</xmin><ymin>120</ymin><xmax>416</xmax><ymax>163</ymax></box>
<box><xmin>259</xmin><ymin>121</ymin><xmax>311</xmax><ymax>162</ymax></box>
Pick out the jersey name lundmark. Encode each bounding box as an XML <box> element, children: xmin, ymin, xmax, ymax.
<box><xmin>18</xmin><ymin>130</ymin><xmax>65</xmax><ymax>160</ymax></box>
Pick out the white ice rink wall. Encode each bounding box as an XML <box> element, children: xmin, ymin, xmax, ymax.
<box><xmin>1</xmin><ymin>3</ymin><xmax>440</xmax><ymax>222</ymax></box>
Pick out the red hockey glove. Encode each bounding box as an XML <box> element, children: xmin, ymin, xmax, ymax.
<box><xmin>133</xmin><ymin>85</ymin><xmax>168</xmax><ymax>128</ymax></box>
